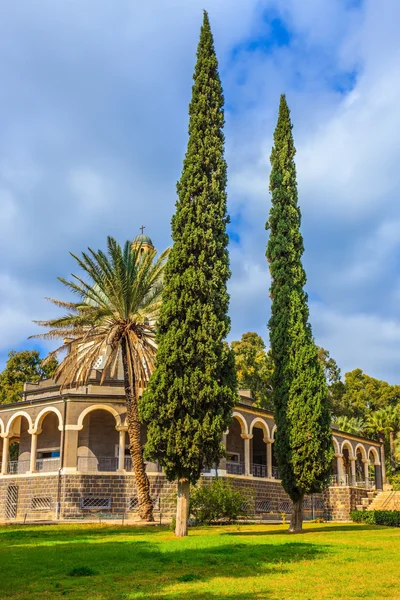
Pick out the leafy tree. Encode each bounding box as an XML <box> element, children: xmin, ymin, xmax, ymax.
<box><xmin>266</xmin><ymin>95</ymin><xmax>334</xmax><ymax>532</ymax></box>
<box><xmin>31</xmin><ymin>236</ymin><xmax>168</xmax><ymax>521</ymax></box>
<box><xmin>317</xmin><ymin>346</ymin><xmax>341</xmax><ymax>385</ymax></box>
<box><xmin>141</xmin><ymin>12</ymin><xmax>237</xmax><ymax>537</ymax></box>
<box><xmin>0</xmin><ymin>350</ymin><xmax>58</xmax><ymax>404</ymax></box>
<box><xmin>340</xmin><ymin>369</ymin><xmax>400</xmax><ymax>419</ymax></box>
<box><xmin>231</xmin><ymin>332</ymin><xmax>274</xmax><ymax>410</ymax></box>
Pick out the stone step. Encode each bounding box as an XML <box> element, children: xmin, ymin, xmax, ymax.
<box><xmin>361</xmin><ymin>497</ymin><xmax>370</xmax><ymax>506</ymax></box>
<box><xmin>356</xmin><ymin>504</ymin><xmax>366</xmax><ymax>511</ymax></box>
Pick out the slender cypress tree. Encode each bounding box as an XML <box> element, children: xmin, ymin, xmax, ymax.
<box><xmin>266</xmin><ymin>95</ymin><xmax>334</xmax><ymax>532</ymax></box>
<box><xmin>141</xmin><ymin>11</ymin><xmax>237</xmax><ymax>537</ymax></box>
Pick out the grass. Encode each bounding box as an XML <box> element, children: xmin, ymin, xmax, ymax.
<box><xmin>0</xmin><ymin>522</ymin><xmax>399</xmax><ymax>599</ymax></box>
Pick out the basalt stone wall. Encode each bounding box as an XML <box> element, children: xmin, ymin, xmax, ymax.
<box><xmin>0</xmin><ymin>473</ymin><xmax>332</xmax><ymax>522</ymax></box>
<box><xmin>324</xmin><ymin>486</ymin><xmax>369</xmax><ymax>521</ymax></box>
<box><xmin>0</xmin><ymin>475</ymin><xmax>59</xmax><ymax>521</ymax></box>
<box><xmin>60</xmin><ymin>473</ymin><xmax>177</xmax><ymax>519</ymax></box>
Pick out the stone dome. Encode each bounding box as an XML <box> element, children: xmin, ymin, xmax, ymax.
<box><xmin>132</xmin><ymin>233</ymin><xmax>153</xmax><ymax>246</ymax></box>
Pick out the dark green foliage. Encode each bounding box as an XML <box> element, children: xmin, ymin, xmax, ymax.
<box><xmin>189</xmin><ymin>479</ymin><xmax>249</xmax><ymax>524</ymax></box>
<box><xmin>0</xmin><ymin>350</ymin><xmax>58</xmax><ymax>404</ymax></box>
<box><xmin>266</xmin><ymin>95</ymin><xmax>334</xmax><ymax>502</ymax></box>
<box><xmin>350</xmin><ymin>510</ymin><xmax>400</xmax><ymax>527</ymax></box>
<box><xmin>141</xmin><ymin>12</ymin><xmax>237</xmax><ymax>484</ymax></box>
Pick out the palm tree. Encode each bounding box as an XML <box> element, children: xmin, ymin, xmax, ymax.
<box><xmin>30</xmin><ymin>236</ymin><xmax>168</xmax><ymax>521</ymax></box>
<box><xmin>334</xmin><ymin>415</ymin><xmax>365</xmax><ymax>436</ymax></box>
<box><xmin>365</xmin><ymin>409</ymin><xmax>391</xmax><ymax>481</ymax></box>
<box><xmin>382</xmin><ymin>406</ymin><xmax>400</xmax><ymax>472</ymax></box>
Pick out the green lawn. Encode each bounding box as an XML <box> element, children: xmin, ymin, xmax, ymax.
<box><xmin>0</xmin><ymin>522</ymin><xmax>399</xmax><ymax>599</ymax></box>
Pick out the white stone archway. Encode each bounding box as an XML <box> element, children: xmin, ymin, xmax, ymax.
<box><xmin>76</xmin><ymin>404</ymin><xmax>122</xmax><ymax>430</ymax></box>
<box><xmin>232</xmin><ymin>411</ymin><xmax>248</xmax><ymax>435</ymax></box>
<box><xmin>6</xmin><ymin>411</ymin><xmax>34</xmax><ymax>436</ymax></box>
<box><xmin>34</xmin><ymin>407</ymin><xmax>64</xmax><ymax>432</ymax></box>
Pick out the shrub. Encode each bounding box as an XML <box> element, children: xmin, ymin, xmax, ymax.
<box><xmin>189</xmin><ymin>479</ymin><xmax>251</xmax><ymax>524</ymax></box>
<box><xmin>388</xmin><ymin>472</ymin><xmax>400</xmax><ymax>491</ymax></box>
<box><xmin>350</xmin><ymin>510</ymin><xmax>400</xmax><ymax>526</ymax></box>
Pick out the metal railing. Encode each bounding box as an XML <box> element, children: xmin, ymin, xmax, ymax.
<box><xmin>7</xmin><ymin>460</ymin><xmax>30</xmax><ymax>475</ymax></box>
<box><xmin>77</xmin><ymin>456</ymin><xmax>163</xmax><ymax>473</ymax></box>
<box><xmin>252</xmin><ymin>463</ymin><xmax>267</xmax><ymax>478</ymax></box>
<box><xmin>329</xmin><ymin>474</ymin><xmax>371</xmax><ymax>489</ymax></box>
<box><xmin>272</xmin><ymin>466</ymin><xmax>280</xmax><ymax>479</ymax></box>
<box><xmin>226</xmin><ymin>461</ymin><xmax>245</xmax><ymax>475</ymax></box>
<box><xmin>36</xmin><ymin>458</ymin><xmax>60</xmax><ymax>472</ymax></box>
<box><xmin>77</xmin><ymin>456</ymin><xmax>119</xmax><ymax>472</ymax></box>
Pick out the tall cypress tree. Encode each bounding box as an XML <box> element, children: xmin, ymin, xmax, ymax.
<box><xmin>266</xmin><ymin>95</ymin><xmax>334</xmax><ymax>532</ymax></box>
<box><xmin>141</xmin><ymin>11</ymin><xmax>237</xmax><ymax>537</ymax></box>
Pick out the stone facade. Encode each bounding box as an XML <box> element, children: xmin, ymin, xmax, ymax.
<box><xmin>324</xmin><ymin>486</ymin><xmax>370</xmax><ymax>521</ymax></box>
<box><xmin>0</xmin><ymin>379</ymin><xmax>384</xmax><ymax>523</ymax></box>
<box><xmin>0</xmin><ymin>472</ymin><xmax>338</xmax><ymax>523</ymax></box>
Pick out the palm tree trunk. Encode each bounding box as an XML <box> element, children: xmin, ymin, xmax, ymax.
<box><xmin>379</xmin><ymin>433</ymin><xmax>387</xmax><ymax>485</ymax></box>
<box><xmin>390</xmin><ymin>431</ymin><xmax>396</xmax><ymax>472</ymax></box>
<box><xmin>288</xmin><ymin>494</ymin><xmax>304</xmax><ymax>533</ymax></box>
<box><xmin>121</xmin><ymin>337</ymin><xmax>154</xmax><ymax>522</ymax></box>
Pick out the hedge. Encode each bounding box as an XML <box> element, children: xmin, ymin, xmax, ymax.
<box><xmin>350</xmin><ymin>510</ymin><xmax>400</xmax><ymax>526</ymax></box>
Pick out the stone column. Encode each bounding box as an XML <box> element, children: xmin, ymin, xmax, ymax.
<box><xmin>117</xmin><ymin>427</ymin><xmax>127</xmax><ymax>472</ymax></box>
<box><xmin>241</xmin><ymin>433</ymin><xmax>253</xmax><ymax>476</ymax></box>
<box><xmin>29</xmin><ymin>432</ymin><xmax>38</xmax><ymax>473</ymax></box>
<box><xmin>265</xmin><ymin>438</ymin><xmax>272</xmax><ymax>478</ymax></box>
<box><xmin>1</xmin><ymin>435</ymin><xmax>10</xmax><ymax>475</ymax></box>
<box><xmin>63</xmin><ymin>427</ymin><xmax>79</xmax><ymax>473</ymax></box>
<box><xmin>350</xmin><ymin>457</ymin><xmax>356</xmax><ymax>486</ymax></box>
<box><xmin>218</xmin><ymin>431</ymin><xmax>228</xmax><ymax>475</ymax></box>
<box><xmin>335</xmin><ymin>453</ymin><xmax>344</xmax><ymax>484</ymax></box>
<box><xmin>363</xmin><ymin>459</ymin><xmax>369</xmax><ymax>488</ymax></box>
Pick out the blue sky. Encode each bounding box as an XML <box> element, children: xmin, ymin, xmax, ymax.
<box><xmin>1</xmin><ymin>0</ymin><xmax>400</xmax><ymax>383</ymax></box>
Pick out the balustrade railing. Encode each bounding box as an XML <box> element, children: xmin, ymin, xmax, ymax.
<box><xmin>36</xmin><ymin>458</ymin><xmax>61</xmax><ymax>472</ymax></box>
<box><xmin>7</xmin><ymin>460</ymin><xmax>30</xmax><ymax>475</ymax></box>
<box><xmin>77</xmin><ymin>456</ymin><xmax>119</xmax><ymax>472</ymax></box>
<box><xmin>252</xmin><ymin>463</ymin><xmax>267</xmax><ymax>478</ymax></box>
<box><xmin>76</xmin><ymin>456</ymin><xmax>162</xmax><ymax>473</ymax></box>
<box><xmin>226</xmin><ymin>461</ymin><xmax>245</xmax><ymax>475</ymax></box>
<box><xmin>330</xmin><ymin>474</ymin><xmax>371</xmax><ymax>488</ymax></box>
<box><xmin>272</xmin><ymin>466</ymin><xmax>280</xmax><ymax>479</ymax></box>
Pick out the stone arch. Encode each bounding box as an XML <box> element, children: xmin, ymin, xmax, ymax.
<box><xmin>76</xmin><ymin>404</ymin><xmax>122</xmax><ymax>430</ymax></box>
<box><xmin>6</xmin><ymin>411</ymin><xmax>33</xmax><ymax>436</ymax></box>
<box><xmin>341</xmin><ymin>439</ymin><xmax>355</xmax><ymax>459</ymax></box>
<box><xmin>354</xmin><ymin>443</ymin><xmax>367</xmax><ymax>462</ymax></box>
<box><xmin>270</xmin><ymin>424</ymin><xmax>277</xmax><ymax>441</ymax></box>
<box><xmin>232</xmin><ymin>411</ymin><xmax>248</xmax><ymax>435</ymax></box>
<box><xmin>368</xmin><ymin>447</ymin><xmax>380</xmax><ymax>465</ymax></box>
<box><xmin>332</xmin><ymin>436</ymin><xmax>340</xmax><ymax>454</ymax></box>
<box><xmin>0</xmin><ymin>417</ymin><xmax>4</xmax><ymax>436</ymax></box>
<box><xmin>249</xmin><ymin>417</ymin><xmax>270</xmax><ymax>439</ymax></box>
<box><xmin>34</xmin><ymin>406</ymin><xmax>64</xmax><ymax>432</ymax></box>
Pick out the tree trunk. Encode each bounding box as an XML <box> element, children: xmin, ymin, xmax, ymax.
<box><xmin>175</xmin><ymin>479</ymin><xmax>190</xmax><ymax>537</ymax></box>
<box><xmin>288</xmin><ymin>494</ymin><xmax>304</xmax><ymax>533</ymax></box>
<box><xmin>389</xmin><ymin>431</ymin><xmax>396</xmax><ymax>473</ymax></box>
<box><xmin>379</xmin><ymin>433</ymin><xmax>387</xmax><ymax>484</ymax></box>
<box><xmin>121</xmin><ymin>337</ymin><xmax>154</xmax><ymax>522</ymax></box>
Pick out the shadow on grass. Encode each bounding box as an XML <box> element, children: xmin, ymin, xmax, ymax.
<box><xmin>222</xmin><ymin>523</ymin><xmax>386</xmax><ymax>536</ymax></box>
<box><xmin>0</xmin><ymin>529</ymin><xmax>328</xmax><ymax>599</ymax></box>
<box><xmin>0</xmin><ymin>523</ymin><xmax>156</xmax><ymax>545</ymax></box>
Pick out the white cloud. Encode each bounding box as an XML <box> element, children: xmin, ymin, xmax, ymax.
<box><xmin>1</xmin><ymin>0</ymin><xmax>400</xmax><ymax>385</ymax></box>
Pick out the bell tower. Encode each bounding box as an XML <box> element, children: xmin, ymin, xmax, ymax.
<box><xmin>132</xmin><ymin>226</ymin><xmax>154</xmax><ymax>256</ymax></box>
